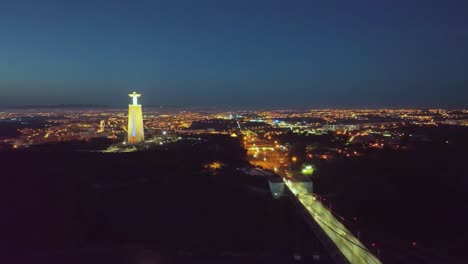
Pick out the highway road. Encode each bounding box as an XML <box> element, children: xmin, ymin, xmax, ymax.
<box><xmin>242</xmin><ymin>131</ymin><xmax>382</xmax><ymax>264</ymax></box>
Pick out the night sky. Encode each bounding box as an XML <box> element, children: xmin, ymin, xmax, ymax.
<box><xmin>0</xmin><ymin>0</ymin><xmax>467</xmax><ymax>108</ymax></box>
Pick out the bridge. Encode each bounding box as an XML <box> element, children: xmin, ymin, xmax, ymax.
<box><xmin>242</xmin><ymin>131</ymin><xmax>382</xmax><ymax>264</ymax></box>
<box><xmin>284</xmin><ymin>178</ymin><xmax>381</xmax><ymax>264</ymax></box>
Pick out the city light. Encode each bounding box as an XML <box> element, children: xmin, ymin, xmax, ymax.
<box><xmin>301</xmin><ymin>164</ymin><xmax>314</xmax><ymax>175</ymax></box>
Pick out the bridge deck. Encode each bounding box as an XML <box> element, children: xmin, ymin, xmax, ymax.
<box><xmin>284</xmin><ymin>179</ymin><xmax>382</xmax><ymax>264</ymax></box>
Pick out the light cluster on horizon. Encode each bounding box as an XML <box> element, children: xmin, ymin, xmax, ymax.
<box><xmin>0</xmin><ymin>108</ymin><xmax>466</xmax><ymax>149</ymax></box>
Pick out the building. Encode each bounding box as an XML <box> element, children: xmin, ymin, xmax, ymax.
<box><xmin>127</xmin><ymin>91</ymin><xmax>144</xmax><ymax>144</ymax></box>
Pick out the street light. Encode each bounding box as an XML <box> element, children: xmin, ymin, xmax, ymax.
<box><xmin>291</xmin><ymin>156</ymin><xmax>297</xmax><ymax>170</ymax></box>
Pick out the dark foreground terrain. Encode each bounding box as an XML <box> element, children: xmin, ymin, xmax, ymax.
<box><xmin>3</xmin><ymin>126</ymin><xmax>467</xmax><ymax>263</ymax></box>
<box><xmin>1</xmin><ymin>136</ymin><xmax>331</xmax><ymax>264</ymax></box>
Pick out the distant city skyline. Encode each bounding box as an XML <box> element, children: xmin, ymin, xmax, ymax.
<box><xmin>0</xmin><ymin>0</ymin><xmax>467</xmax><ymax>108</ymax></box>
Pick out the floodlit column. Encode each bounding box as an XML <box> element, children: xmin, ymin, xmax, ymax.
<box><xmin>127</xmin><ymin>91</ymin><xmax>145</xmax><ymax>144</ymax></box>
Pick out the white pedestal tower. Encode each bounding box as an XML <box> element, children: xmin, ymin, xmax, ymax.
<box><xmin>127</xmin><ymin>91</ymin><xmax>144</xmax><ymax>144</ymax></box>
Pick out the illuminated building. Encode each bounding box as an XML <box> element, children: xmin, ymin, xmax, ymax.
<box><xmin>127</xmin><ymin>91</ymin><xmax>145</xmax><ymax>144</ymax></box>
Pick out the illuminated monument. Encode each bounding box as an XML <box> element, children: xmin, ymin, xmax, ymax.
<box><xmin>127</xmin><ymin>91</ymin><xmax>144</xmax><ymax>144</ymax></box>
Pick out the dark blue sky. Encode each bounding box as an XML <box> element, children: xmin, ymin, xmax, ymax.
<box><xmin>0</xmin><ymin>0</ymin><xmax>467</xmax><ymax>108</ymax></box>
